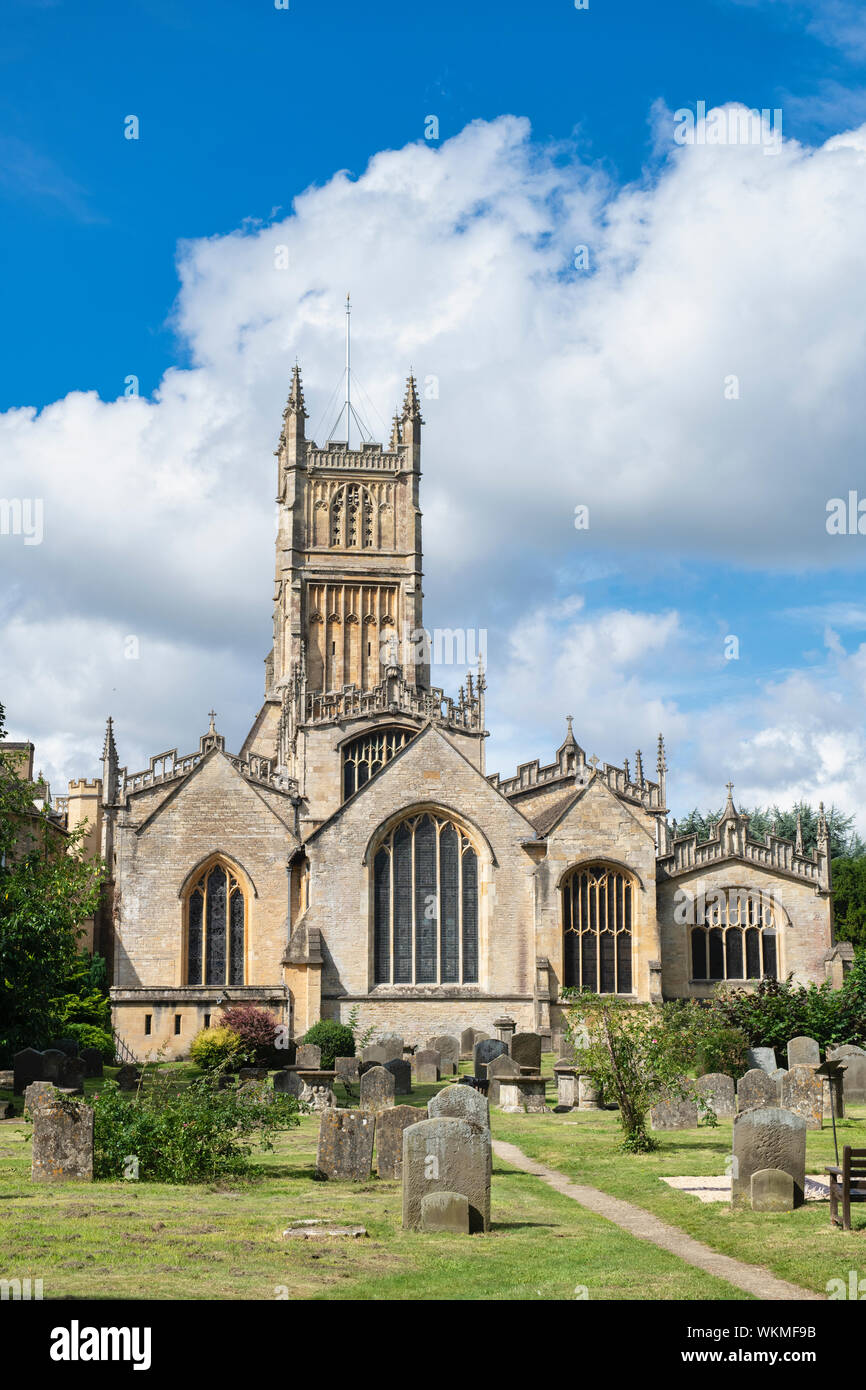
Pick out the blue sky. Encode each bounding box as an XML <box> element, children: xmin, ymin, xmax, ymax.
<box><xmin>2</xmin><ymin>0</ymin><xmax>866</xmax><ymax>828</ymax></box>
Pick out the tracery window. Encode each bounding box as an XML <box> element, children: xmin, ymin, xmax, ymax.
<box><xmin>185</xmin><ymin>860</ymin><xmax>246</xmax><ymax>986</ymax></box>
<box><xmin>342</xmin><ymin>726</ymin><xmax>415</xmax><ymax>799</ymax></box>
<box><xmin>563</xmin><ymin>864</ymin><xmax>633</xmax><ymax>993</ymax></box>
<box><xmin>330</xmin><ymin>484</ymin><xmax>373</xmax><ymax>549</ymax></box>
<box><xmin>372</xmin><ymin>813</ymin><xmax>479</xmax><ymax>985</ymax></box>
<box><xmin>690</xmin><ymin>889</ymin><xmax>778</xmax><ymax>982</ymax></box>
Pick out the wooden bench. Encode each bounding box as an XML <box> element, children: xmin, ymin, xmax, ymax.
<box><xmin>826</xmin><ymin>1147</ymin><xmax>866</xmax><ymax>1230</ymax></box>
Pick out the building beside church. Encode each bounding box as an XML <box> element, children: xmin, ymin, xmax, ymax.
<box><xmin>62</xmin><ymin>364</ymin><xmax>842</xmax><ymax>1059</ymax></box>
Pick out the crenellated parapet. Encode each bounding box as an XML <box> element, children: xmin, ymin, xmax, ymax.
<box><xmin>490</xmin><ymin>719</ymin><xmax>666</xmax><ymax>814</ymax></box>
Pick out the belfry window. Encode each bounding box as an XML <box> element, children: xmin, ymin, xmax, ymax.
<box><xmin>690</xmin><ymin>889</ymin><xmax>778</xmax><ymax>982</ymax></box>
<box><xmin>185</xmin><ymin>860</ymin><xmax>246</xmax><ymax>986</ymax></box>
<box><xmin>563</xmin><ymin>864</ymin><xmax>633</xmax><ymax>994</ymax></box>
<box><xmin>342</xmin><ymin>727</ymin><xmax>415</xmax><ymax>800</ymax></box>
<box><xmin>372</xmin><ymin>813</ymin><xmax>479</xmax><ymax>985</ymax></box>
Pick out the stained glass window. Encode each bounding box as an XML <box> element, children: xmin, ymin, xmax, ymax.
<box><xmin>690</xmin><ymin>889</ymin><xmax>779</xmax><ymax>981</ymax></box>
<box><xmin>185</xmin><ymin>860</ymin><xmax>246</xmax><ymax>986</ymax></box>
<box><xmin>563</xmin><ymin>865</ymin><xmax>633</xmax><ymax>994</ymax></box>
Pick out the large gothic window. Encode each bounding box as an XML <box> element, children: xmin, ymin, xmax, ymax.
<box><xmin>690</xmin><ymin>889</ymin><xmax>778</xmax><ymax>982</ymax></box>
<box><xmin>563</xmin><ymin>865</ymin><xmax>633</xmax><ymax>994</ymax></box>
<box><xmin>342</xmin><ymin>726</ymin><xmax>415</xmax><ymax>800</ymax></box>
<box><xmin>185</xmin><ymin>860</ymin><xmax>246</xmax><ymax>986</ymax></box>
<box><xmin>372</xmin><ymin>813</ymin><xmax>479</xmax><ymax>985</ymax></box>
<box><xmin>330</xmin><ymin>484</ymin><xmax>373</xmax><ymax>549</ymax></box>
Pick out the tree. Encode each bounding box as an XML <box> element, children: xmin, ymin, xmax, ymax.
<box><xmin>831</xmin><ymin>859</ymin><xmax>866</xmax><ymax>951</ymax></box>
<box><xmin>0</xmin><ymin>703</ymin><xmax>105</xmax><ymax>1063</ymax></box>
<box><xmin>675</xmin><ymin>801</ymin><xmax>862</xmax><ymax>860</ymax></box>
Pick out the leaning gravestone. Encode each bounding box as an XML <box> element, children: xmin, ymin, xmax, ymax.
<box><xmin>751</xmin><ymin>1167</ymin><xmax>795</xmax><ymax>1213</ymax></box>
<box><xmin>31</xmin><ymin>1095</ymin><xmax>94</xmax><ymax>1182</ymax></box>
<box><xmin>429</xmin><ymin>1035</ymin><xmax>460</xmax><ymax>1070</ymax></box>
<box><xmin>511</xmin><ymin>1032</ymin><xmax>542</xmax><ymax>1072</ymax></box>
<box><xmin>296</xmin><ymin>1044</ymin><xmax>321</xmax><ymax>1069</ymax></box>
<box><xmin>473</xmin><ymin>1038</ymin><xmax>507</xmax><ymax>1078</ymax></box>
<box><xmin>360</xmin><ymin>1065</ymin><xmax>395</xmax><ymax>1112</ymax></box>
<box><xmin>737</xmin><ymin>1068</ymin><xmax>779</xmax><ymax>1113</ymax></box>
<box><xmin>79</xmin><ymin>1048</ymin><xmax>104</xmax><ymax>1079</ymax></box>
<box><xmin>378</xmin><ymin>1035</ymin><xmax>404</xmax><ymax>1063</ymax></box>
<box><xmin>315</xmin><ymin>1110</ymin><xmax>375</xmax><ymax>1181</ymax></box>
<box><xmin>650</xmin><ymin>1089</ymin><xmax>699</xmax><ymax>1130</ymax></box>
<box><xmin>487</xmin><ymin>1054</ymin><xmax>521</xmax><ymax>1108</ymax></box>
<box><xmin>428</xmin><ymin>1083</ymin><xmax>490</xmax><ymax>1131</ymax></box>
<box><xmin>40</xmin><ymin>1050</ymin><xmax>67</xmax><ymax>1084</ymax></box>
<box><xmin>747</xmin><ymin>1047</ymin><xmax>777</xmax><ymax>1074</ymax></box>
<box><xmin>787</xmin><ymin>1036</ymin><xmax>820</xmax><ymax>1069</ymax></box>
<box><xmin>731</xmin><ymin>1107</ymin><xmax>806</xmax><ymax>1208</ymax></box>
<box><xmin>376</xmin><ymin>1105</ymin><xmax>422</xmax><ymax>1180</ymax></box>
<box><xmin>402</xmin><ymin>1117</ymin><xmax>491</xmax><ymax>1232</ymax></box>
<box><xmin>412</xmin><ymin>1049</ymin><xmax>440</xmax><ymax>1084</ymax></box>
<box><xmin>383</xmin><ymin>1058</ymin><xmax>411</xmax><ymax>1095</ymax></box>
<box><xmin>696</xmin><ymin>1073</ymin><xmax>736</xmax><ymax>1121</ymax></box>
<box><xmin>827</xmin><ymin>1045</ymin><xmax>866</xmax><ymax>1103</ymax></box>
<box><xmin>780</xmin><ymin>1064</ymin><xmax>823</xmax><ymax>1130</ymax></box>
<box><xmin>420</xmin><ymin>1191</ymin><xmax>470</xmax><ymax>1234</ymax></box>
<box><xmin>273</xmin><ymin>1070</ymin><xmax>304</xmax><ymax>1099</ymax></box>
<box><xmin>13</xmin><ymin>1049</ymin><xmax>45</xmax><ymax>1096</ymax></box>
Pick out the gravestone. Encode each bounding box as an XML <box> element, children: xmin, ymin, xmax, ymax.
<box><xmin>58</xmin><ymin>1057</ymin><xmax>85</xmax><ymax>1094</ymax></box>
<box><xmin>31</xmin><ymin>1095</ymin><xmax>94</xmax><ymax>1182</ymax></box>
<box><xmin>731</xmin><ymin>1107</ymin><xmax>806</xmax><ymax>1208</ymax></box>
<box><xmin>429</xmin><ymin>1035</ymin><xmax>460</xmax><ymax>1070</ymax></box>
<box><xmin>116</xmin><ymin>1064</ymin><xmax>140</xmax><ymax>1092</ymax></box>
<box><xmin>696</xmin><ymin>1073</ymin><xmax>735</xmax><ymax>1121</ymax></box>
<box><xmin>41</xmin><ymin>1050</ymin><xmax>67</xmax><ymax>1084</ymax></box>
<box><xmin>822</xmin><ymin>1074</ymin><xmax>844</xmax><ymax>1122</ymax></box>
<box><xmin>24</xmin><ymin>1081</ymin><xmax>57</xmax><ymax>1116</ymax></box>
<box><xmin>0</xmin><ymin>1069</ymin><xmax>14</xmax><ymax>1090</ymax></box>
<box><xmin>499</xmin><ymin>1076</ymin><xmax>547</xmax><ymax>1114</ymax></box>
<box><xmin>460</xmin><ymin>1028</ymin><xmax>479</xmax><ymax>1060</ymax></box>
<box><xmin>296</xmin><ymin>1044</ymin><xmax>321</xmax><ymax>1069</ymax></box>
<box><xmin>770</xmin><ymin>1067</ymin><xmax>788</xmax><ymax>1088</ymax></box>
<box><xmin>412</xmin><ymin>1049</ymin><xmax>440</xmax><ymax>1084</ymax></box>
<box><xmin>493</xmin><ymin>1016</ymin><xmax>517</xmax><ymax>1048</ymax></box>
<box><xmin>238</xmin><ymin>1066</ymin><xmax>269</xmax><ymax>1083</ymax></box>
<box><xmin>315</xmin><ymin>1110</ymin><xmax>375</xmax><ymax>1181</ymax></box>
<box><xmin>786</xmin><ymin>1036</ymin><xmax>820</xmax><ymax>1069</ymax></box>
<box><xmin>473</xmin><ymin>1038</ymin><xmax>507</xmax><ymax>1078</ymax></box>
<box><xmin>751</xmin><ymin>1168</ymin><xmax>795</xmax><ymax>1213</ymax></box>
<box><xmin>1</xmin><ymin>1101</ymin><xmax>14</xmax><ymax>1119</ymax></box>
<box><xmin>554</xmin><ymin>1063</ymin><xmax>578</xmax><ymax>1112</ymax></box>
<box><xmin>383</xmin><ymin>1058</ymin><xmax>411</xmax><ymax>1095</ymax></box>
<box><xmin>361</xmin><ymin>1043</ymin><xmax>389</xmax><ymax>1066</ymax></box>
<box><xmin>360</xmin><ymin>1065</ymin><xmax>395</xmax><ymax>1112</ymax></box>
<box><xmin>510</xmin><ymin>1032</ymin><xmax>542</xmax><ymax>1072</ymax></box>
<box><xmin>650</xmin><ymin>1090</ymin><xmax>699</xmax><ymax>1130</ymax></box>
<box><xmin>334</xmin><ymin>1055</ymin><xmax>360</xmax><ymax>1087</ymax></box>
<box><xmin>376</xmin><ymin>1105</ymin><xmax>422</xmax><ymax>1179</ymax></box>
<box><xmin>420</xmin><ymin>1191</ymin><xmax>470</xmax><ymax>1234</ymax></box>
<box><xmin>780</xmin><ymin>1064</ymin><xmax>823</xmax><ymax>1130</ymax></box>
<box><xmin>378</xmin><ymin>1035</ymin><xmax>404</xmax><ymax>1063</ymax></box>
<box><xmin>746</xmin><ymin>1047</ymin><xmax>777</xmax><ymax>1074</ymax></box>
<box><xmin>827</xmin><ymin>1045</ymin><xmax>866</xmax><ymax>1103</ymax></box>
<box><xmin>80</xmin><ymin>1048</ymin><xmax>104</xmax><ymax>1079</ymax></box>
<box><xmin>13</xmin><ymin>1049</ymin><xmax>45</xmax><ymax>1096</ymax></box>
<box><xmin>578</xmin><ymin>1075</ymin><xmax>601</xmax><ymax>1109</ymax></box>
<box><xmin>273</xmin><ymin>1070</ymin><xmax>304</xmax><ymax>1099</ymax></box>
<box><xmin>402</xmin><ymin>1117</ymin><xmax>491</xmax><ymax>1232</ymax></box>
<box><xmin>428</xmin><ymin>1083</ymin><xmax>490</xmax><ymax>1131</ymax></box>
<box><xmin>737</xmin><ymin>1068</ymin><xmax>779</xmax><ymax>1112</ymax></box>
<box><xmin>487</xmin><ymin>1054</ymin><xmax>521</xmax><ymax>1108</ymax></box>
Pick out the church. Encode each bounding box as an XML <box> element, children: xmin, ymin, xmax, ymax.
<box><xmin>64</xmin><ymin>362</ymin><xmax>841</xmax><ymax>1059</ymax></box>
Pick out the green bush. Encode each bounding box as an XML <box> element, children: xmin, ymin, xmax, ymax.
<box><xmin>64</xmin><ymin>1023</ymin><xmax>115</xmax><ymax>1062</ymax></box>
<box><xmin>301</xmin><ymin>1019</ymin><xmax>355</xmax><ymax>1068</ymax></box>
<box><xmin>189</xmin><ymin>1025</ymin><xmax>243</xmax><ymax>1071</ymax></box>
<box><xmin>87</xmin><ymin>1071</ymin><xmax>300</xmax><ymax>1182</ymax></box>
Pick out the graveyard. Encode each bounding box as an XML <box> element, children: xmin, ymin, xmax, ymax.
<box><xmin>1</xmin><ymin>1030</ymin><xmax>864</xmax><ymax>1302</ymax></box>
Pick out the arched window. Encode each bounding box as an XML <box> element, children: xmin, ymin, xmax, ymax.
<box><xmin>342</xmin><ymin>726</ymin><xmax>415</xmax><ymax>800</ymax></box>
<box><xmin>372</xmin><ymin>812</ymin><xmax>479</xmax><ymax>985</ymax></box>
<box><xmin>563</xmin><ymin>864</ymin><xmax>633</xmax><ymax>994</ymax></box>
<box><xmin>185</xmin><ymin>859</ymin><xmax>246</xmax><ymax>986</ymax></box>
<box><xmin>690</xmin><ymin>888</ymin><xmax>778</xmax><ymax>982</ymax></box>
<box><xmin>330</xmin><ymin>484</ymin><xmax>373</xmax><ymax>549</ymax></box>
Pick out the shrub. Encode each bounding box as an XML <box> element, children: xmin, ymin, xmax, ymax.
<box><xmin>190</xmin><ymin>1025</ymin><xmax>243</xmax><ymax>1071</ymax></box>
<box><xmin>64</xmin><ymin>1023</ymin><xmax>116</xmax><ymax>1062</ymax></box>
<box><xmin>301</xmin><ymin>1019</ymin><xmax>355</xmax><ymax>1068</ymax></box>
<box><xmin>217</xmin><ymin>1005</ymin><xmax>283</xmax><ymax>1065</ymax></box>
<box><xmin>87</xmin><ymin>1071</ymin><xmax>300</xmax><ymax>1182</ymax></box>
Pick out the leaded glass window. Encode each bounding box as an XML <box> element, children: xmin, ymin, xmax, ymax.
<box><xmin>690</xmin><ymin>888</ymin><xmax>778</xmax><ymax>982</ymax></box>
<box><xmin>372</xmin><ymin>813</ymin><xmax>479</xmax><ymax>985</ymax></box>
<box><xmin>342</xmin><ymin>726</ymin><xmax>415</xmax><ymax>800</ymax></box>
<box><xmin>185</xmin><ymin>860</ymin><xmax>247</xmax><ymax>985</ymax></box>
<box><xmin>563</xmin><ymin>865</ymin><xmax>633</xmax><ymax>994</ymax></box>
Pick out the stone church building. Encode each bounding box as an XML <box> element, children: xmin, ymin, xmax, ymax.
<box><xmin>65</xmin><ymin>366</ymin><xmax>841</xmax><ymax>1059</ymax></box>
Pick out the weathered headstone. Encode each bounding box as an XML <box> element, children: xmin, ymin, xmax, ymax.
<box><xmin>1</xmin><ymin>1101</ymin><xmax>14</xmax><ymax>1119</ymax></box>
<box><xmin>116</xmin><ymin>1064</ymin><xmax>140</xmax><ymax>1092</ymax></box>
<box><xmin>334</xmin><ymin>1055</ymin><xmax>360</xmax><ymax>1087</ymax></box>
<box><xmin>296</xmin><ymin>1044</ymin><xmax>321</xmax><ymax>1069</ymax></box>
<box><xmin>378</xmin><ymin>1035</ymin><xmax>404</xmax><ymax>1063</ymax></box>
<box><xmin>751</xmin><ymin>1167</ymin><xmax>795</xmax><ymax>1212</ymax></box>
<box><xmin>780</xmin><ymin>1064</ymin><xmax>823</xmax><ymax>1130</ymax></box>
<box><xmin>460</xmin><ymin>1027</ymin><xmax>479</xmax><ymax>1060</ymax></box>
<box><xmin>473</xmin><ymin>1038</ymin><xmax>507</xmax><ymax>1078</ymax></box>
<box><xmin>58</xmin><ymin>1057</ymin><xmax>85</xmax><ymax>1094</ymax></box>
<box><xmin>429</xmin><ymin>1035</ymin><xmax>460</xmax><ymax>1069</ymax></box>
<box><xmin>31</xmin><ymin>1095</ymin><xmax>94</xmax><ymax>1182</ymax></box>
<box><xmin>420</xmin><ymin>1190</ymin><xmax>470</xmax><ymax>1234</ymax></box>
<box><xmin>360</xmin><ymin>1065</ymin><xmax>395</xmax><ymax>1112</ymax></box>
<box><xmin>510</xmin><ymin>1032</ymin><xmax>542</xmax><ymax>1072</ymax></box>
<box><xmin>273</xmin><ymin>1069</ymin><xmax>304</xmax><ymax>1099</ymax></box>
<box><xmin>238</xmin><ymin>1066</ymin><xmax>269</xmax><ymax>1083</ymax></box>
<box><xmin>79</xmin><ymin>1048</ymin><xmax>104</xmax><ymax>1079</ymax></box>
<box><xmin>553</xmin><ymin>1063</ymin><xmax>578</xmax><ymax>1112</ymax></box>
<box><xmin>315</xmin><ymin>1110</ymin><xmax>375</xmax><ymax>1181</ymax></box>
<box><xmin>41</xmin><ymin>1050</ymin><xmax>67</xmax><ymax>1084</ymax></box>
<box><xmin>412</xmin><ymin>1049</ymin><xmax>440</xmax><ymax>1084</ymax></box>
<box><xmin>747</xmin><ymin>1047</ymin><xmax>777</xmax><ymax>1074</ymax></box>
<box><xmin>578</xmin><ymin>1074</ymin><xmax>601</xmax><ymax>1109</ymax></box>
<box><xmin>375</xmin><ymin>1104</ymin><xmax>422</xmax><ymax>1179</ymax></box>
<box><xmin>361</xmin><ymin>1043</ymin><xmax>389</xmax><ymax>1066</ymax></box>
<box><xmin>786</xmin><ymin>1036</ymin><xmax>820</xmax><ymax>1069</ymax></box>
<box><xmin>696</xmin><ymin>1073</ymin><xmax>735</xmax><ymax>1121</ymax></box>
<box><xmin>0</xmin><ymin>1069</ymin><xmax>14</xmax><ymax>1090</ymax></box>
<box><xmin>383</xmin><ymin>1058</ymin><xmax>411</xmax><ymax>1095</ymax></box>
<box><xmin>737</xmin><ymin>1068</ymin><xmax>779</xmax><ymax>1112</ymax></box>
<box><xmin>731</xmin><ymin>1107</ymin><xmax>806</xmax><ymax>1208</ymax></box>
<box><xmin>13</xmin><ymin>1049</ymin><xmax>45</xmax><ymax>1096</ymax></box>
<box><xmin>402</xmin><ymin>1117</ymin><xmax>491</xmax><ymax>1232</ymax></box>
<box><xmin>24</xmin><ymin>1081</ymin><xmax>57</xmax><ymax>1117</ymax></box>
<box><xmin>827</xmin><ymin>1045</ymin><xmax>866</xmax><ymax>1103</ymax></box>
<box><xmin>650</xmin><ymin>1089</ymin><xmax>699</xmax><ymax>1130</ymax></box>
<box><xmin>487</xmin><ymin>1054</ymin><xmax>521</xmax><ymax>1107</ymax></box>
<box><xmin>428</xmin><ymin>1083</ymin><xmax>490</xmax><ymax>1130</ymax></box>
